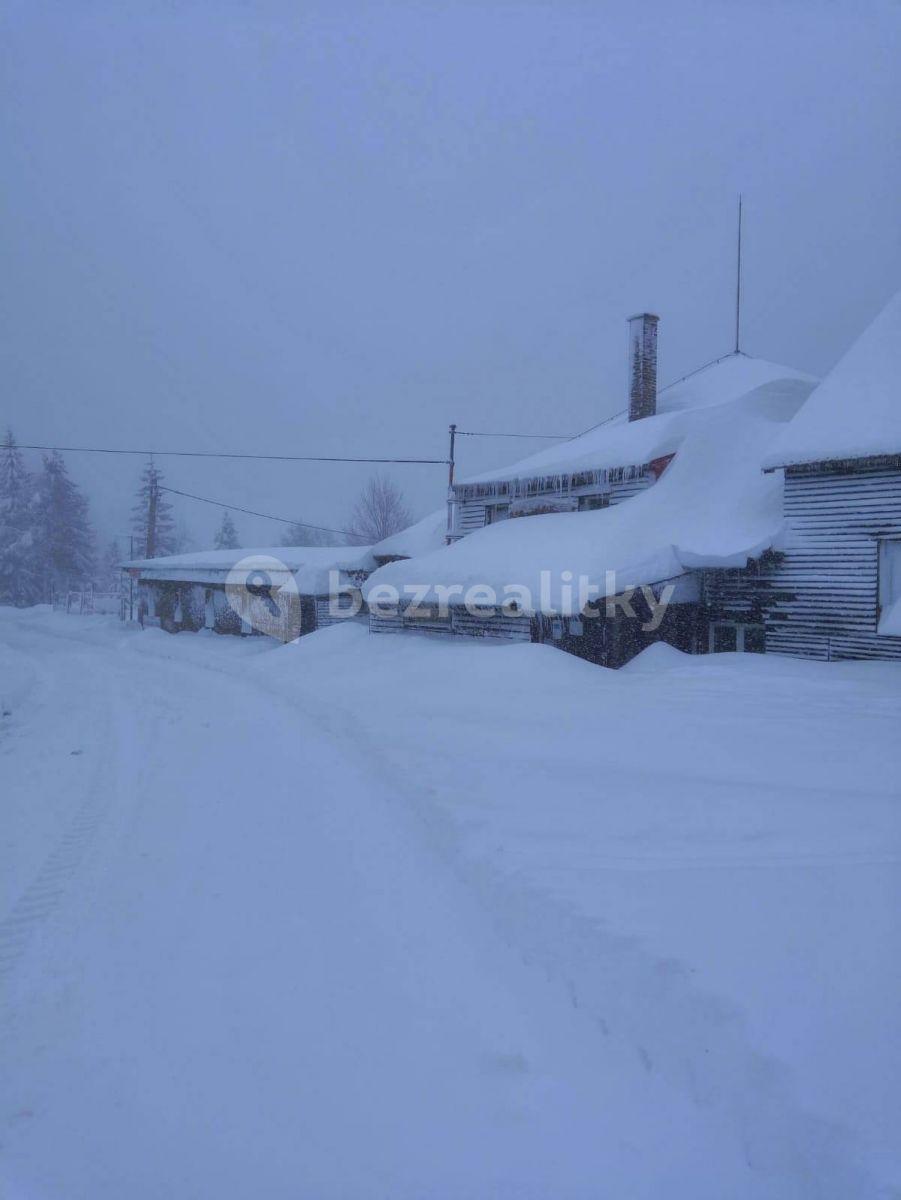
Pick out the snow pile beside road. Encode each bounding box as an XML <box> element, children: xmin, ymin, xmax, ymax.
<box><xmin>270</xmin><ymin>623</ymin><xmax>901</xmax><ymax>1191</ymax></box>
<box><xmin>619</xmin><ymin>640</ymin><xmax>690</xmax><ymax>671</ymax></box>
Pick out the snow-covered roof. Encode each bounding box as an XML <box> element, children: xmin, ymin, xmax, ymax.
<box><xmin>371</xmin><ymin>507</ymin><xmax>447</xmax><ymax>560</ymax></box>
<box><xmin>126</xmin><ymin>545</ymin><xmax>374</xmax><ymax>591</ymax></box>
<box><xmin>364</xmin><ymin>388</ymin><xmax>795</xmax><ymax>615</ymax></box>
<box><xmin>126</xmin><ymin>509</ymin><xmax>451</xmax><ymax>591</ymax></box>
<box><xmin>763</xmin><ymin>290</ymin><xmax>901</xmax><ymax>470</ymax></box>
<box><xmin>461</xmin><ymin>353</ymin><xmax>815</xmax><ymax>486</ymax></box>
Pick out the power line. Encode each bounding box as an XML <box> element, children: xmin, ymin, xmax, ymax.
<box><xmin>159</xmin><ymin>485</ymin><xmax>352</xmax><ymax>537</ymax></box>
<box><xmin>18</xmin><ymin>443</ymin><xmax>448</xmax><ymax>466</ymax></box>
<box><xmin>571</xmin><ymin>350</ymin><xmax>744</xmax><ymax>439</ymax></box>
<box><xmin>455</xmin><ymin>430</ymin><xmax>575</xmax><ymax>440</ymax></box>
<box><xmin>657</xmin><ymin>349</ymin><xmax>744</xmax><ymax>395</ymax></box>
<box><xmin>572</xmin><ymin>408</ymin><xmax>626</xmax><ymax>438</ymax></box>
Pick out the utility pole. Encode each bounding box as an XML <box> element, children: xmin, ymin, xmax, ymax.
<box><xmin>446</xmin><ymin>423</ymin><xmax>457</xmax><ymax>542</ymax></box>
<box><xmin>734</xmin><ymin>194</ymin><xmax>743</xmax><ymax>355</ymax></box>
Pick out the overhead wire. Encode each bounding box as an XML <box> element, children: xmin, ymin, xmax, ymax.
<box><xmin>17</xmin><ymin>442</ymin><xmax>448</xmax><ymax>465</ymax></box>
<box><xmin>157</xmin><ymin>485</ymin><xmax>352</xmax><ymax>537</ymax></box>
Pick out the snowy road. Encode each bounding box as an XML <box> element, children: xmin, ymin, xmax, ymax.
<box><xmin>1</xmin><ymin>610</ymin><xmax>897</xmax><ymax>1198</ymax></box>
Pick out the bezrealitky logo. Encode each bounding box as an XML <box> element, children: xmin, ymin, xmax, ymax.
<box><xmin>225</xmin><ymin>556</ymin><xmax>302</xmax><ymax>642</ymax></box>
<box><xmin>331</xmin><ymin>568</ymin><xmax>677</xmax><ymax>631</ymax></box>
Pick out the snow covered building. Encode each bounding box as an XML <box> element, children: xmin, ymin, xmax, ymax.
<box><xmin>364</xmin><ymin>313</ymin><xmax>819</xmax><ymax>666</ymax></box>
<box><xmin>756</xmin><ymin>290</ymin><xmax>901</xmax><ymax>660</ymax></box>
<box><xmin>123</xmin><ymin>510</ymin><xmax>450</xmax><ymax>641</ymax></box>
<box><xmin>125</xmin><ymin>546</ymin><xmax>374</xmax><ymax>640</ymax></box>
<box><xmin>448</xmin><ymin>315</ymin><xmax>813</xmax><ymax>540</ymax></box>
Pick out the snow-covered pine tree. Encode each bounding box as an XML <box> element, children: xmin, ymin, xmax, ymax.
<box><xmin>33</xmin><ymin>451</ymin><xmax>95</xmax><ymax>601</ymax></box>
<box><xmin>214</xmin><ymin>510</ymin><xmax>240</xmax><ymax>550</ymax></box>
<box><xmin>0</xmin><ymin>428</ymin><xmax>41</xmax><ymax>607</ymax></box>
<box><xmin>280</xmin><ymin>520</ymin><xmax>332</xmax><ymax>547</ymax></box>
<box><xmin>131</xmin><ymin>459</ymin><xmax>176</xmax><ymax>559</ymax></box>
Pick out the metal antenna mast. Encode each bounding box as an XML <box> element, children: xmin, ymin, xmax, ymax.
<box><xmin>446</xmin><ymin>423</ymin><xmax>457</xmax><ymax>542</ymax></box>
<box><xmin>734</xmin><ymin>194</ymin><xmax>743</xmax><ymax>354</ymax></box>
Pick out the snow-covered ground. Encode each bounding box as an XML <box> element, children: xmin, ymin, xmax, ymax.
<box><xmin>1</xmin><ymin>608</ymin><xmax>898</xmax><ymax>1198</ymax></box>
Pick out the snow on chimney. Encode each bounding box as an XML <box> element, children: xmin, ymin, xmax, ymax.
<box><xmin>628</xmin><ymin>312</ymin><xmax>659</xmax><ymax>422</ymax></box>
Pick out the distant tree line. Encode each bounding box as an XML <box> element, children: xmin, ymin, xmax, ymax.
<box><xmin>0</xmin><ymin>429</ymin><xmax>96</xmax><ymax>606</ymax></box>
<box><xmin>1</xmin><ymin>427</ymin><xmax>415</xmax><ymax>609</ymax></box>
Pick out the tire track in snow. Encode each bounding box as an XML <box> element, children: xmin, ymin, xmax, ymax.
<box><xmin>0</xmin><ymin>642</ymin><xmax>127</xmax><ymax>985</ymax></box>
<box><xmin>0</xmin><ymin>804</ymin><xmax>107</xmax><ymax>980</ymax></box>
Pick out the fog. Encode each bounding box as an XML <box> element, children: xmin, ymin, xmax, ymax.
<box><xmin>3</xmin><ymin>0</ymin><xmax>899</xmax><ymax>550</ymax></box>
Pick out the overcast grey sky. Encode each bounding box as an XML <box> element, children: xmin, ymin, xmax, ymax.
<box><xmin>2</xmin><ymin>0</ymin><xmax>899</xmax><ymax>549</ymax></box>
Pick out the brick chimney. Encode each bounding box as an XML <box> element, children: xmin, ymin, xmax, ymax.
<box><xmin>628</xmin><ymin>312</ymin><xmax>659</xmax><ymax>421</ymax></box>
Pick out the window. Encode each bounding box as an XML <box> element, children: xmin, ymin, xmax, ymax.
<box><xmin>878</xmin><ymin>539</ymin><xmax>901</xmax><ymax>634</ymax></box>
<box><xmin>709</xmin><ymin>623</ymin><xmax>766</xmax><ymax>654</ymax></box>
<box><xmin>484</xmin><ymin>504</ymin><xmax>510</xmax><ymax>525</ymax></box>
<box><xmin>203</xmin><ymin>588</ymin><xmax>216</xmax><ymax>629</ymax></box>
<box><xmin>743</xmin><ymin>625</ymin><xmax>766</xmax><ymax>654</ymax></box>
<box><xmin>578</xmin><ymin>494</ymin><xmax>610</xmax><ymax>512</ymax></box>
<box><xmin>711</xmin><ymin>624</ymin><xmax>737</xmax><ymax>653</ymax></box>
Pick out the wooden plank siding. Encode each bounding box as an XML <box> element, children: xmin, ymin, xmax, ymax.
<box><xmin>314</xmin><ymin>595</ymin><xmax>366</xmax><ymax>630</ymax></box>
<box><xmin>704</xmin><ymin>465</ymin><xmax>901</xmax><ymax>661</ymax></box>
<box><xmin>451</xmin><ymin>609</ymin><xmax>532</xmax><ymax>641</ymax></box>
<box><xmin>457</xmin><ymin>499</ymin><xmax>489</xmax><ymax>533</ymax></box>
<box><xmin>369</xmin><ymin>606</ymin><xmax>531</xmax><ymax>641</ymax></box>
<box><xmin>453</xmin><ymin>470</ymin><xmax>652</xmax><ymax>539</ymax></box>
<box><xmin>608</xmin><ymin>473</ymin><xmax>654</xmax><ymax>504</ymax></box>
<box><xmin>369</xmin><ymin>610</ymin><xmax>404</xmax><ymax>634</ymax></box>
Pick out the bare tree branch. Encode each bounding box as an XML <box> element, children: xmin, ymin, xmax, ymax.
<box><xmin>346</xmin><ymin>474</ymin><xmax>412</xmax><ymax>545</ymax></box>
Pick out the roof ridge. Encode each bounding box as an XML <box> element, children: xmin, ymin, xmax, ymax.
<box><xmin>658</xmin><ymin>350</ymin><xmax>747</xmax><ymax>395</ymax></box>
<box><xmin>574</xmin><ymin>351</ymin><xmax>750</xmax><ymax>441</ymax></box>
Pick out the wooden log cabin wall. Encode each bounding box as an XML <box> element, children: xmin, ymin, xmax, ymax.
<box><xmin>452</xmin><ymin>465</ymin><xmax>654</xmax><ymax>538</ymax></box>
<box><xmin>768</xmin><ymin>461</ymin><xmax>901</xmax><ymax>659</ymax></box>
<box><xmin>699</xmin><ymin>460</ymin><xmax>901</xmax><ymax>660</ymax></box>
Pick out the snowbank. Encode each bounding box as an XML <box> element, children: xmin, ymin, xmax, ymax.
<box><xmin>763</xmin><ymin>289</ymin><xmax>901</xmax><ymax>468</ymax></box>
<box><xmin>619</xmin><ymin>640</ymin><xmax>690</xmax><ymax>671</ymax></box>
<box><xmin>271</xmin><ymin>623</ymin><xmax>901</xmax><ymax>1192</ymax></box>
